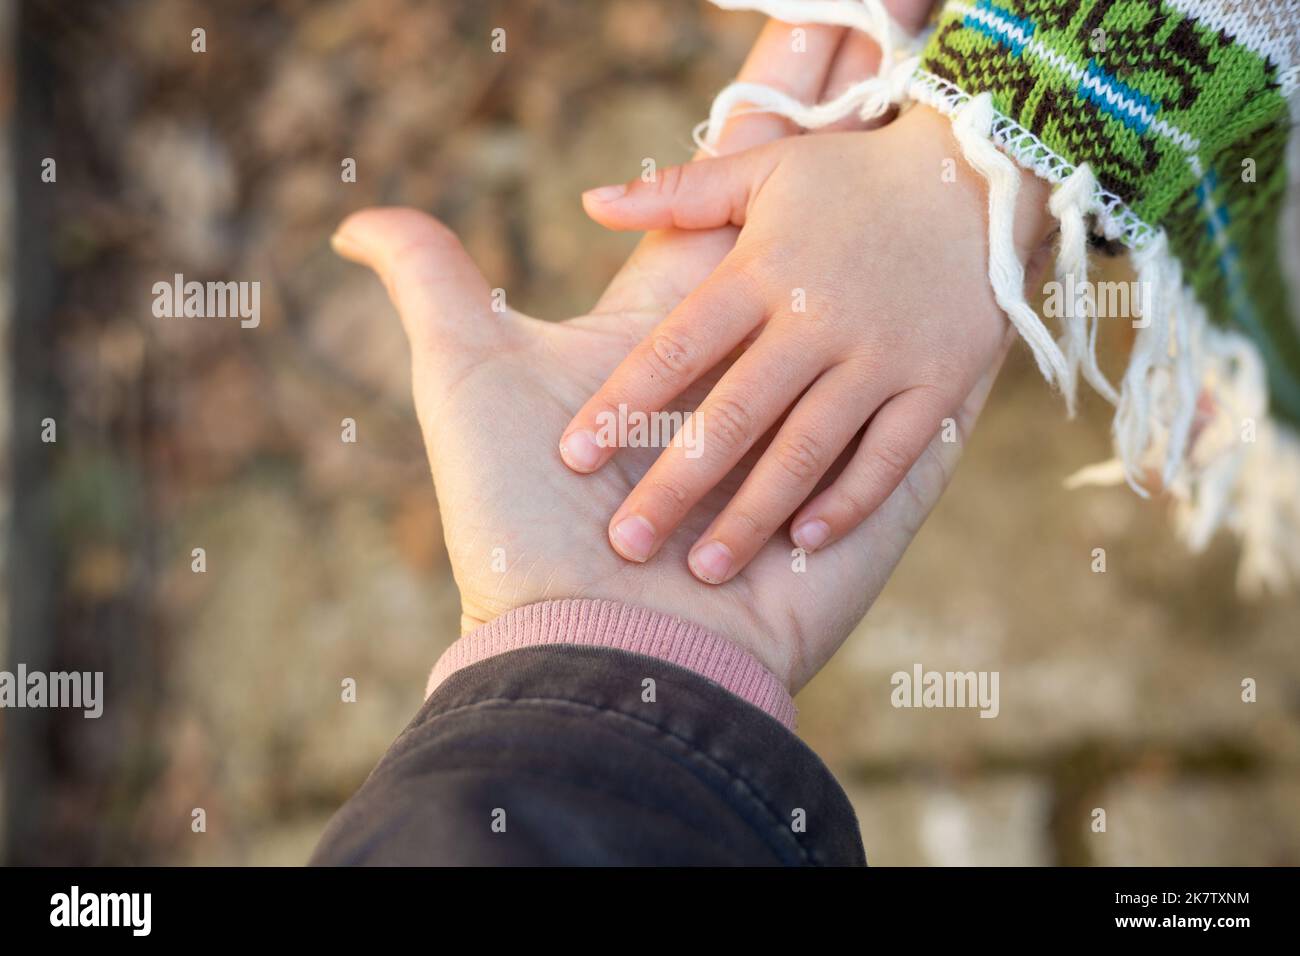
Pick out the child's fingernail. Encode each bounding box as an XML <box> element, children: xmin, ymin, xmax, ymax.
<box><xmin>583</xmin><ymin>184</ymin><xmax>628</xmax><ymax>202</ymax></box>
<box><xmin>559</xmin><ymin>430</ymin><xmax>602</xmax><ymax>471</ymax></box>
<box><xmin>792</xmin><ymin>519</ymin><xmax>830</xmax><ymax>552</ymax></box>
<box><xmin>611</xmin><ymin>515</ymin><xmax>656</xmax><ymax>563</ymax></box>
<box><xmin>690</xmin><ymin>541</ymin><xmax>733</xmax><ymax>584</ymax></box>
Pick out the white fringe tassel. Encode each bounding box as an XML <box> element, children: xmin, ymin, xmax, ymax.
<box><xmin>953</xmin><ymin>94</ymin><xmax>1071</xmax><ymax>393</ymax></box>
<box><xmin>694</xmin><ymin>55</ymin><xmax>921</xmax><ymax>153</ymax></box>
<box><xmin>951</xmin><ymin>101</ymin><xmax>1300</xmax><ymax>593</ymax></box>
<box><xmin>1048</xmin><ymin>162</ymin><xmax>1119</xmax><ymax>414</ymax></box>
<box><xmin>695</xmin><ymin>0</ymin><xmax>922</xmax><ymax>153</ymax></box>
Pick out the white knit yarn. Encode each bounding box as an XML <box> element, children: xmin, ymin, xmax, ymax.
<box><xmin>708</xmin><ymin>0</ymin><xmax>903</xmax><ymax>62</ymax></box>
<box><xmin>1048</xmin><ymin>162</ymin><xmax>1120</xmax><ymax>414</ymax></box>
<box><xmin>1114</xmin><ymin>233</ymin><xmax>1179</xmax><ymax>496</ymax></box>
<box><xmin>695</xmin><ymin>0</ymin><xmax>922</xmax><ymax>152</ymax></box>
<box><xmin>1164</xmin><ymin>287</ymin><xmax>1201</xmax><ymax>488</ymax></box>
<box><xmin>694</xmin><ymin>55</ymin><xmax>921</xmax><ymax>152</ymax></box>
<box><xmin>952</xmin><ymin>93</ymin><xmax>1071</xmax><ymax>392</ymax></box>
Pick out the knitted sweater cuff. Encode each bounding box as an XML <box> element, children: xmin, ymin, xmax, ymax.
<box><xmin>425</xmin><ymin>599</ymin><xmax>798</xmax><ymax>729</ymax></box>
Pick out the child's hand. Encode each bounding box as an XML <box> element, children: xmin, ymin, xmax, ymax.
<box><xmin>563</xmin><ymin>104</ymin><xmax>1052</xmax><ymax>584</ymax></box>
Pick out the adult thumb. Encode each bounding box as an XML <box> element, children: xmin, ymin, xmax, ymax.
<box><xmin>331</xmin><ymin>207</ymin><xmax>507</xmax><ymax>365</ymax></box>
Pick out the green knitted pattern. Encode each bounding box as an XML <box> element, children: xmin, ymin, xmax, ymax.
<box><xmin>919</xmin><ymin>0</ymin><xmax>1300</xmax><ymax>426</ymax></box>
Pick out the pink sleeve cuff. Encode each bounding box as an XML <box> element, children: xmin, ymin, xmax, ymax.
<box><xmin>425</xmin><ymin>599</ymin><xmax>796</xmax><ymax>729</ymax></box>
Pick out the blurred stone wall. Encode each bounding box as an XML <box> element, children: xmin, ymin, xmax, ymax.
<box><xmin>3</xmin><ymin>0</ymin><xmax>1297</xmax><ymax>864</ymax></box>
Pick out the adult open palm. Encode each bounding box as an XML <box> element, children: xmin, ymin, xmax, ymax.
<box><xmin>329</xmin><ymin>17</ymin><xmax>1007</xmax><ymax>692</ymax></box>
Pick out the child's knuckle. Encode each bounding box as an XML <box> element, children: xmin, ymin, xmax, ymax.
<box><xmin>837</xmin><ymin>484</ymin><xmax>874</xmax><ymax>520</ymax></box>
<box><xmin>705</xmin><ymin>395</ymin><xmax>754</xmax><ymax>451</ymax></box>
<box><xmin>774</xmin><ymin>432</ymin><xmax>826</xmax><ymax>483</ymax></box>
<box><xmin>725</xmin><ymin>504</ymin><xmax>767</xmax><ymax>543</ymax></box>
<box><xmin>645</xmin><ymin>329</ymin><xmax>697</xmax><ymax>383</ymax></box>
<box><xmin>658</xmin><ymin>162</ymin><xmax>686</xmax><ymax>198</ymax></box>
<box><xmin>872</xmin><ymin>435</ymin><xmax>913</xmax><ymax>479</ymax></box>
<box><xmin>647</xmin><ymin>475</ymin><xmax>692</xmax><ymax>513</ymax></box>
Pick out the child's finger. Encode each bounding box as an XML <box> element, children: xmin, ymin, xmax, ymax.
<box><xmin>713</xmin><ymin>20</ymin><xmax>846</xmax><ymax>154</ymax></box>
<box><xmin>686</xmin><ymin>365</ymin><xmax>880</xmax><ymax>585</ymax></box>
<box><xmin>789</xmin><ymin>385</ymin><xmax>954</xmax><ymax>552</ymax></box>
<box><xmin>604</xmin><ymin>332</ymin><xmax>825</xmax><ymax>564</ymax></box>
<box><xmin>582</xmin><ymin>145</ymin><xmax>777</xmax><ymax>232</ymax></box>
<box><xmin>560</xmin><ymin>260</ymin><xmax>766</xmax><ymax>474</ymax></box>
<box><xmin>816</xmin><ymin>31</ymin><xmax>886</xmax><ymax>132</ymax></box>
<box><xmin>591</xmin><ymin>20</ymin><xmax>842</xmax><ymax>316</ymax></box>
<box><xmin>804</xmin><ymin>0</ymin><xmax>935</xmax><ymax>134</ymax></box>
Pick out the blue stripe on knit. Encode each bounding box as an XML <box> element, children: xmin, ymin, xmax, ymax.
<box><xmin>963</xmin><ymin>1</ymin><xmax>1036</xmax><ymax>57</ymax></box>
<box><xmin>1077</xmin><ymin>61</ymin><xmax>1159</xmax><ymax>135</ymax></box>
